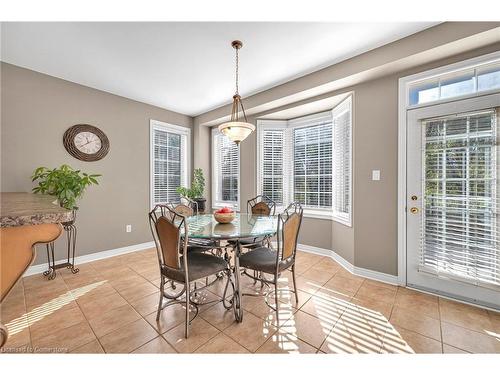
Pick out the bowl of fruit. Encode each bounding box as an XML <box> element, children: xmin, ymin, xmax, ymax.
<box><xmin>213</xmin><ymin>207</ymin><xmax>236</xmax><ymax>224</ymax></box>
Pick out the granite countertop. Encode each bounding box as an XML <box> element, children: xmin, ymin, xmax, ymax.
<box><xmin>0</xmin><ymin>192</ymin><xmax>73</xmax><ymax>228</ymax></box>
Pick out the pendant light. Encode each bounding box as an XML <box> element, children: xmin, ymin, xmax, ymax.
<box><xmin>218</xmin><ymin>40</ymin><xmax>255</xmax><ymax>145</ymax></box>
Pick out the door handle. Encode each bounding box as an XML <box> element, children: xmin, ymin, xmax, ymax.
<box><xmin>410</xmin><ymin>207</ymin><xmax>419</xmax><ymax>214</ymax></box>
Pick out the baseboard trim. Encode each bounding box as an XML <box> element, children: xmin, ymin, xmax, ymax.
<box><xmin>296</xmin><ymin>243</ymin><xmax>400</xmax><ymax>286</ymax></box>
<box><xmin>25</xmin><ymin>241</ymin><xmax>155</xmax><ymax>277</ymax></box>
<box><xmin>25</xmin><ymin>240</ymin><xmax>400</xmax><ymax>286</ymax></box>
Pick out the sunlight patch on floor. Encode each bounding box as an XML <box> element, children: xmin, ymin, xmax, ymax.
<box><xmin>5</xmin><ymin>280</ymin><xmax>106</xmax><ymax>336</ymax></box>
<box><xmin>484</xmin><ymin>329</ymin><xmax>500</xmax><ymax>340</ymax></box>
<box><xmin>309</xmin><ymin>283</ymin><xmax>412</xmax><ymax>353</ymax></box>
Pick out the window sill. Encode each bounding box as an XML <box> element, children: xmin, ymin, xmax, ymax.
<box><xmin>302</xmin><ymin>210</ymin><xmax>352</xmax><ymax>226</ymax></box>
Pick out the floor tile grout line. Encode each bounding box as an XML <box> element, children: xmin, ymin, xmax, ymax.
<box><xmin>19</xmin><ymin>278</ymin><xmax>34</xmax><ymax>350</ymax></box>
<box><xmin>221</xmin><ymin>309</ymin><xmax>276</xmax><ymax>353</ymax></box>
<box><xmin>438</xmin><ymin>297</ymin><xmax>445</xmax><ymax>354</ymax></box>
<box><xmin>162</xmin><ymin>315</ymin><xmax>221</xmax><ymax>353</ymax></box>
<box><xmin>130</xmin><ymin>334</ymin><xmax>177</xmax><ymax>354</ymax></box>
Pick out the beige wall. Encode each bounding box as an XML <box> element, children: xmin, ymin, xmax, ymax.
<box><xmin>1</xmin><ymin>63</ymin><xmax>193</xmax><ymax>265</ymax></box>
<box><xmin>197</xmin><ymin>41</ymin><xmax>500</xmax><ymax>276</ymax></box>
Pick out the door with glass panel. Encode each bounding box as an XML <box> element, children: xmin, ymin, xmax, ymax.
<box><xmin>406</xmin><ymin>93</ymin><xmax>500</xmax><ymax>309</ymax></box>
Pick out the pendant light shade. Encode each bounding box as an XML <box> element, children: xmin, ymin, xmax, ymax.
<box><xmin>218</xmin><ymin>41</ymin><xmax>255</xmax><ymax>145</ymax></box>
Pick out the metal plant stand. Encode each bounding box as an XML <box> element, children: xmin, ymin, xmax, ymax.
<box><xmin>44</xmin><ymin>210</ymin><xmax>79</xmax><ymax>279</ymax></box>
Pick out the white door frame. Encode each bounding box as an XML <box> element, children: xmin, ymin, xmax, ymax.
<box><xmin>397</xmin><ymin>50</ymin><xmax>500</xmax><ymax>286</ymax></box>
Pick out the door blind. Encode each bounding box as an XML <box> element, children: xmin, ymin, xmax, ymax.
<box><xmin>420</xmin><ymin>109</ymin><xmax>500</xmax><ymax>289</ymax></box>
<box><xmin>152</xmin><ymin>129</ymin><xmax>182</xmax><ymax>205</ymax></box>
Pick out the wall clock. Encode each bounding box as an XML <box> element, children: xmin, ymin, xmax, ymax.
<box><xmin>63</xmin><ymin>124</ymin><xmax>110</xmax><ymax>162</ymax></box>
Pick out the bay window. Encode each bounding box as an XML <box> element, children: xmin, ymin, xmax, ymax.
<box><xmin>257</xmin><ymin>96</ymin><xmax>352</xmax><ymax>224</ymax></box>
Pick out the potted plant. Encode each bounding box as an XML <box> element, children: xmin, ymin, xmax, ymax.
<box><xmin>31</xmin><ymin>164</ymin><xmax>101</xmax><ymax>222</ymax></box>
<box><xmin>176</xmin><ymin>168</ymin><xmax>206</xmax><ymax>213</ymax></box>
<box><xmin>31</xmin><ymin>164</ymin><xmax>101</xmax><ymax>277</ymax></box>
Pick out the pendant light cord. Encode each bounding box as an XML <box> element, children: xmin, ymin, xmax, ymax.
<box><xmin>235</xmin><ymin>46</ymin><xmax>239</xmax><ymax>96</ymax></box>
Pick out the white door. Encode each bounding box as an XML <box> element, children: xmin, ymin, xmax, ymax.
<box><xmin>407</xmin><ymin>93</ymin><xmax>500</xmax><ymax>310</ymax></box>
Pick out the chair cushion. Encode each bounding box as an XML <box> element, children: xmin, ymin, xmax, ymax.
<box><xmin>161</xmin><ymin>253</ymin><xmax>228</xmax><ymax>282</ymax></box>
<box><xmin>239</xmin><ymin>246</ymin><xmax>294</xmax><ymax>274</ymax></box>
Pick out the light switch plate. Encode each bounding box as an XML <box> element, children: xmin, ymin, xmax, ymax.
<box><xmin>126</xmin><ymin>224</ymin><xmax>132</xmax><ymax>233</ymax></box>
<box><xmin>372</xmin><ymin>170</ymin><xmax>381</xmax><ymax>181</ymax></box>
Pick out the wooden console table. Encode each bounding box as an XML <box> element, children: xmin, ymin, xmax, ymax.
<box><xmin>0</xmin><ymin>192</ymin><xmax>72</xmax><ymax>348</ymax></box>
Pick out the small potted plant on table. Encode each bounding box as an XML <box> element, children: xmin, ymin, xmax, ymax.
<box><xmin>31</xmin><ymin>164</ymin><xmax>100</xmax><ymax>278</ymax></box>
<box><xmin>176</xmin><ymin>168</ymin><xmax>206</xmax><ymax>213</ymax></box>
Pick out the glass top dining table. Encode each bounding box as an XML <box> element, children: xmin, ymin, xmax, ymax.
<box><xmin>182</xmin><ymin>213</ymin><xmax>278</xmax><ymax>323</ymax></box>
<box><xmin>183</xmin><ymin>213</ymin><xmax>278</xmax><ymax>240</ymax></box>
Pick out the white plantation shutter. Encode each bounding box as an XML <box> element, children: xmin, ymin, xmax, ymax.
<box><xmin>331</xmin><ymin>96</ymin><xmax>352</xmax><ymax>225</ymax></box>
<box><xmin>150</xmin><ymin>121</ymin><xmax>190</xmax><ymax>207</ymax></box>
<box><xmin>293</xmin><ymin>121</ymin><xmax>333</xmax><ymax>209</ymax></box>
<box><xmin>420</xmin><ymin>109</ymin><xmax>500</xmax><ymax>288</ymax></box>
<box><xmin>258</xmin><ymin>125</ymin><xmax>286</xmax><ymax>206</ymax></box>
<box><xmin>212</xmin><ymin>129</ymin><xmax>240</xmax><ymax>208</ymax></box>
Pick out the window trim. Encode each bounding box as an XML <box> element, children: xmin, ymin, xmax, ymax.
<box><xmin>211</xmin><ymin>127</ymin><xmax>241</xmax><ymax>210</ymax></box>
<box><xmin>256</xmin><ymin>120</ymin><xmax>288</xmax><ymax>213</ymax></box>
<box><xmin>331</xmin><ymin>96</ymin><xmax>353</xmax><ymax>226</ymax></box>
<box><xmin>256</xmin><ymin>96</ymin><xmax>353</xmax><ymax>225</ymax></box>
<box><xmin>149</xmin><ymin>120</ymin><xmax>191</xmax><ymax>209</ymax></box>
<box><xmin>404</xmin><ymin>50</ymin><xmax>500</xmax><ymax>109</ymax></box>
<box><xmin>398</xmin><ymin>51</ymin><xmax>500</xmax><ymax>286</ymax></box>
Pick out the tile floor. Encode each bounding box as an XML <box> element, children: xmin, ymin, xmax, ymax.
<box><xmin>1</xmin><ymin>248</ymin><xmax>499</xmax><ymax>354</ymax></box>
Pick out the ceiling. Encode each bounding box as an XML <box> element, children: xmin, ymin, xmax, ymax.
<box><xmin>1</xmin><ymin>22</ymin><xmax>439</xmax><ymax>116</ymax></box>
<box><xmin>259</xmin><ymin>92</ymin><xmax>351</xmax><ymax>120</ymax></box>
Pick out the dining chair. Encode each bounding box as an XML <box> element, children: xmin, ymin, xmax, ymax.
<box><xmin>149</xmin><ymin>204</ymin><xmax>232</xmax><ymax>338</ymax></box>
<box><xmin>180</xmin><ymin>196</ymin><xmax>199</xmax><ymax>214</ymax></box>
<box><xmin>167</xmin><ymin>201</ymin><xmax>217</xmax><ymax>252</ymax></box>
<box><xmin>238</xmin><ymin>202</ymin><xmax>303</xmax><ymax>324</ymax></box>
<box><xmin>228</xmin><ymin>195</ymin><xmax>276</xmax><ymax>249</ymax></box>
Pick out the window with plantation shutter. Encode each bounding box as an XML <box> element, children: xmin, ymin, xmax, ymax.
<box><xmin>212</xmin><ymin>129</ymin><xmax>240</xmax><ymax>209</ymax></box>
<box><xmin>293</xmin><ymin>122</ymin><xmax>333</xmax><ymax>209</ymax></box>
<box><xmin>331</xmin><ymin>97</ymin><xmax>352</xmax><ymax>225</ymax></box>
<box><xmin>256</xmin><ymin>96</ymin><xmax>352</xmax><ymax>224</ymax></box>
<box><xmin>150</xmin><ymin>120</ymin><xmax>190</xmax><ymax>208</ymax></box>
<box><xmin>258</xmin><ymin>125</ymin><xmax>286</xmax><ymax>206</ymax></box>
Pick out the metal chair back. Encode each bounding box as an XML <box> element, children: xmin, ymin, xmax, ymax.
<box><xmin>171</xmin><ymin>202</ymin><xmax>194</xmax><ymax>217</ymax></box>
<box><xmin>276</xmin><ymin>202</ymin><xmax>303</xmax><ymax>262</ymax></box>
<box><xmin>247</xmin><ymin>195</ymin><xmax>276</xmax><ymax>216</ymax></box>
<box><xmin>149</xmin><ymin>205</ymin><xmax>189</xmax><ymax>271</ymax></box>
<box><xmin>180</xmin><ymin>196</ymin><xmax>199</xmax><ymax>214</ymax></box>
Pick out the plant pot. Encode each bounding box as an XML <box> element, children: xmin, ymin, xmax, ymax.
<box><xmin>62</xmin><ymin>208</ymin><xmax>78</xmax><ymax>226</ymax></box>
<box><xmin>194</xmin><ymin>198</ymin><xmax>206</xmax><ymax>213</ymax></box>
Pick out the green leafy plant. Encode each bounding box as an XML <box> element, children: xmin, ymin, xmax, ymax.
<box><xmin>31</xmin><ymin>164</ymin><xmax>101</xmax><ymax>210</ymax></box>
<box><xmin>176</xmin><ymin>168</ymin><xmax>205</xmax><ymax>199</ymax></box>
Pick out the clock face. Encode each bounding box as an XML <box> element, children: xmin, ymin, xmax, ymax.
<box><xmin>63</xmin><ymin>124</ymin><xmax>110</xmax><ymax>161</ymax></box>
<box><xmin>74</xmin><ymin>131</ymin><xmax>102</xmax><ymax>154</ymax></box>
